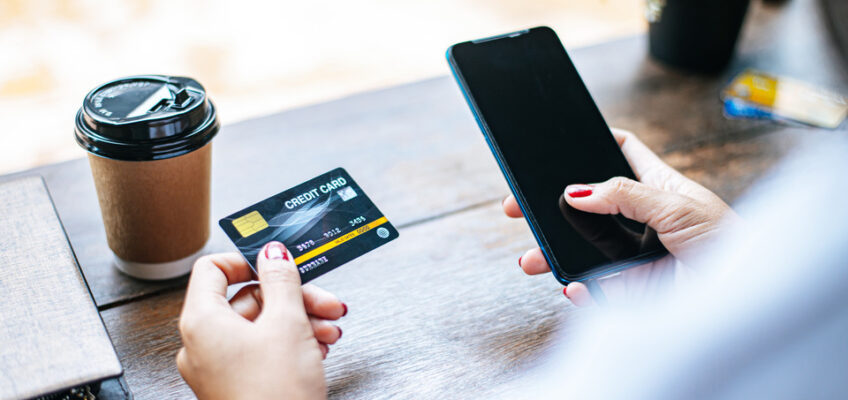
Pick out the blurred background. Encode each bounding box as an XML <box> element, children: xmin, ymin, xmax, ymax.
<box><xmin>0</xmin><ymin>0</ymin><xmax>645</xmax><ymax>174</ymax></box>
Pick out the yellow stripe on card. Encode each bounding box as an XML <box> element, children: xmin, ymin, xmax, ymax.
<box><xmin>294</xmin><ymin>216</ymin><xmax>388</xmax><ymax>265</ymax></box>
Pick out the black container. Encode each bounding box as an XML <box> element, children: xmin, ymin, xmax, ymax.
<box><xmin>647</xmin><ymin>0</ymin><xmax>751</xmax><ymax>73</ymax></box>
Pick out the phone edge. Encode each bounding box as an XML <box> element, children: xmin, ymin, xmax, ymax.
<box><xmin>446</xmin><ymin>35</ymin><xmax>572</xmax><ymax>286</ymax></box>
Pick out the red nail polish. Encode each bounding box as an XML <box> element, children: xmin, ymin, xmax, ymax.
<box><xmin>341</xmin><ymin>303</ymin><xmax>348</xmax><ymax>317</ymax></box>
<box><xmin>563</xmin><ymin>286</ymin><xmax>569</xmax><ymax>297</ymax></box>
<box><xmin>264</xmin><ymin>241</ymin><xmax>288</xmax><ymax>260</ymax></box>
<box><xmin>337</xmin><ymin>326</ymin><xmax>343</xmax><ymax>339</ymax></box>
<box><xmin>566</xmin><ymin>184</ymin><xmax>593</xmax><ymax>198</ymax></box>
<box><xmin>518</xmin><ymin>256</ymin><xmax>523</xmax><ymax>267</ymax></box>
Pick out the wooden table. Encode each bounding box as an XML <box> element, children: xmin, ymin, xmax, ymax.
<box><xmin>4</xmin><ymin>0</ymin><xmax>846</xmax><ymax>398</ymax></box>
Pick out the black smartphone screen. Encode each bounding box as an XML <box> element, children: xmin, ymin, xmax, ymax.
<box><xmin>448</xmin><ymin>27</ymin><xmax>666</xmax><ymax>282</ymax></box>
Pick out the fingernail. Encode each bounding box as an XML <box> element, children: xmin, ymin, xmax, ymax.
<box><xmin>518</xmin><ymin>256</ymin><xmax>523</xmax><ymax>268</ymax></box>
<box><xmin>341</xmin><ymin>303</ymin><xmax>348</xmax><ymax>317</ymax></box>
<box><xmin>566</xmin><ymin>184</ymin><xmax>593</xmax><ymax>198</ymax></box>
<box><xmin>563</xmin><ymin>286</ymin><xmax>569</xmax><ymax>298</ymax></box>
<box><xmin>263</xmin><ymin>241</ymin><xmax>289</xmax><ymax>261</ymax></box>
<box><xmin>337</xmin><ymin>326</ymin><xmax>343</xmax><ymax>339</ymax></box>
<box><xmin>502</xmin><ymin>197</ymin><xmax>507</xmax><ymax>207</ymax></box>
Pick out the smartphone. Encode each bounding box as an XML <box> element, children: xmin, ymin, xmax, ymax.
<box><xmin>447</xmin><ymin>27</ymin><xmax>667</xmax><ymax>284</ymax></box>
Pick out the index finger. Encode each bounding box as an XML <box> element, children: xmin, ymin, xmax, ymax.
<box><xmin>610</xmin><ymin>128</ymin><xmax>673</xmax><ymax>182</ymax></box>
<box><xmin>502</xmin><ymin>195</ymin><xmax>523</xmax><ymax>218</ymax></box>
<box><xmin>183</xmin><ymin>253</ymin><xmax>254</xmax><ymax>311</ymax></box>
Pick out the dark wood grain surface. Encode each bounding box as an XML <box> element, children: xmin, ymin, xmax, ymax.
<box><xmin>3</xmin><ymin>0</ymin><xmax>846</xmax><ymax>398</ymax></box>
<box><xmin>99</xmin><ymin>125</ymin><xmax>830</xmax><ymax>399</ymax></box>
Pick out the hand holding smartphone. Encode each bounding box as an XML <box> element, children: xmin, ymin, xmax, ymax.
<box><xmin>447</xmin><ymin>27</ymin><xmax>668</xmax><ymax>285</ymax></box>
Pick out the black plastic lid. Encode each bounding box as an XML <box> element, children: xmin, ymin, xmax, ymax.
<box><xmin>74</xmin><ymin>75</ymin><xmax>219</xmax><ymax>161</ymax></box>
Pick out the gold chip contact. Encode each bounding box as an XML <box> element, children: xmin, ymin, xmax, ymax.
<box><xmin>232</xmin><ymin>210</ymin><xmax>268</xmax><ymax>238</ymax></box>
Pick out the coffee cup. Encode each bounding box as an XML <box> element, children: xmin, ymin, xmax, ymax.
<box><xmin>74</xmin><ymin>75</ymin><xmax>219</xmax><ymax>280</ymax></box>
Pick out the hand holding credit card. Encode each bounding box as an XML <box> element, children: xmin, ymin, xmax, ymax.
<box><xmin>219</xmin><ymin>168</ymin><xmax>398</xmax><ymax>283</ymax></box>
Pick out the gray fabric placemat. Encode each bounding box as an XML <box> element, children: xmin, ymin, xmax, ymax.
<box><xmin>0</xmin><ymin>176</ymin><xmax>123</xmax><ymax>400</ymax></box>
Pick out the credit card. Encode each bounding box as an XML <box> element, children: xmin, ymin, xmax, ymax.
<box><xmin>219</xmin><ymin>168</ymin><xmax>398</xmax><ymax>283</ymax></box>
<box><xmin>723</xmin><ymin>98</ymin><xmax>774</xmax><ymax>120</ymax></box>
<box><xmin>722</xmin><ymin>69</ymin><xmax>848</xmax><ymax>129</ymax></box>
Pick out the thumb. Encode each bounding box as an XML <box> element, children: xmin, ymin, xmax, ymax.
<box><xmin>563</xmin><ymin>177</ymin><xmax>696</xmax><ymax>234</ymax></box>
<box><xmin>256</xmin><ymin>241</ymin><xmax>305</xmax><ymax>319</ymax></box>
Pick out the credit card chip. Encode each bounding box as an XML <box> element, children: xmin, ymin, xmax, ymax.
<box><xmin>232</xmin><ymin>210</ymin><xmax>268</xmax><ymax>238</ymax></box>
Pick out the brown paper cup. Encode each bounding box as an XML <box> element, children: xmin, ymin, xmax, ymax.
<box><xmin>88</xmin><ymin>143</ymin><xmax>212</xmax><ymax>279</ymax></box>
<box><xmin>76</xmin><ymin>75</ymin><xmax>219</xmax><ymax>280</ymax></box>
